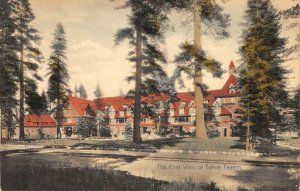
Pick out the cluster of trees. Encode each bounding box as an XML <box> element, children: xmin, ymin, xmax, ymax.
<box><xmin>114</xmin><ymin>0</ymin><xmax>299</xmax><ymax>143</ymax></box>
<box><xmin>236</xmin><ymin>0</ymin><xmax>299</xmax><ymax>142</ymax></box>
<box><xmin>0</xmin><ymin>0</ymin><xmax>70</xmax><ymax>140</ymax></box>
<box><xmin>114</xmin><ymin>0</ymin><xmax>230</xmax><ymax>143</ymax></box>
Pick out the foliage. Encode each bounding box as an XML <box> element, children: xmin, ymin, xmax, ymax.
<box><xmin>25</xmin><ymin>80</ymin><xmax>48</xmax><ymax>115</ymax></box>
<box><xmin>78</xmin><ymin>83</ymin><xmax>88</xmax><ymax>99</ymax></box>
<box><xmin>175</xmin><ymin>41</ymin><xmax>224</xmax><ymax>80</ymax></box>
<box><xmin>47</xmin><ymin>23</ymin><xmax>70</xmax><ymax>138</ymax></box>
<box><xmin>238</xmin><ymin>0</ymin><xmax>289</xmax><ymax>139</ymax></box>
<box><xmin>282</xmin><ymin>0</ymin><xmax>300</xmax><ymax>58</ymax></box>
<box><xmin>0</xmin><ymin>0</ymin><xmax>19</xmax><ymax>133</ymax></box>
<box><xmin>123</xmin><ymin>122</ymin><xmax>133</xmax><ymax>140</ymax></box>
<box><xmin>99</xmin><ymin>125</ymin><xmax>112</xmax><ymax>137</ymax></box>
<box><xmin>94</xmin><ymin>83</ymin><xmax>103</xmax><ymax>98</ymax></box>
<box><xmin>77</xmin><ymin>116</ymin><xmax>97</xmax><ymax>138</ymax></box>
<box><xmin>206</xmin><ymin>126</ymin><xmax>220</xmax><ymax>138</ymax></box>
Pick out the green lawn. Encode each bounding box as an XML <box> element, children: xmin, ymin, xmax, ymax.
<box><xmin>19</xmin><ymin>137</ymin><xmax>245</xmax><ymax>152</ymax></box>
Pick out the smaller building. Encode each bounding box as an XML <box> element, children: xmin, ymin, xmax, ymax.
<box><xmin>62</xmin><ymin>96</ymin><xmax>97</xmax><ymax>137</ymax></box>
<box><xmin>13</xmin><ymin>115</ymin><xmax>57</xmax><ymax>139</ymax></box>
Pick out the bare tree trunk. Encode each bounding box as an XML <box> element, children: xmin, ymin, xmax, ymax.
<box><xmin>19</xmin><ymin>46</ymin><xmax>25</xmax><ymax>140</ymax></box>
<box><xmin>56</xmin><ymin>99</ymin><xmax>61</xmax><ymax>139</ymax></box>
<box><xmin>133</xmin><ymin>28</ymin><xmax>143</xmax><ymax>143</ymax></box>
<box><xmin>156</xmin><ymin>117</ymin><xmax>161</xmax><ymax>135</ymax></box>
<box><xmin>194</xmin><ymin>0</ymin><xmax>207</xmax><ymax>139</ymax></box>
<box><xmin>56</xmin><ymin>78</ymin><xmax>61</xmax><ymax>138</ymax></box>
<box><xmin>0</xmin><ymin>109</ymin><xmax>2</xmax><ymax>144</ymax></box>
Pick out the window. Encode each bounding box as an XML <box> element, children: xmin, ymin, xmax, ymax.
<box><xmin>140</xmin><ymin>118</ymin><xmax>148</xmax><ymax>123</ymax></box>
<box><xmin>116</xmin><ymin>118</ymin><xmax>127</xmax><ymax>124</ymax></box>
<box><xmin>175</xmin><ymin>116</ymin><xmax>189</xmax><ymax>123</ymax></box>
<box><xmin>229</xmin><ymin>84</ymin><xmax>236</xmax><ymax>93</ymax></box>
<box><xmin>119</xmin><ymin>111</ymin><xmax>124</xmax><ymax>117</ymax></box>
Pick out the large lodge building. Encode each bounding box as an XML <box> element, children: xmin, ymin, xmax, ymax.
<box><xmin>61</xmin><ymin>61</ymin><xmax>241</xmax><ymax>138</ymax></box>
<box><xmin>1</xmin><ymin>61</ymin><xmax>240</xmax><ymax>139</ymax></box>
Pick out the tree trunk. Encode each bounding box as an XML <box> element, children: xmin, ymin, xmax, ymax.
<box><xmin>133</xmin><ymin>28</ymin><xmax>143</xmax><ymax>143</ymax></box>
<box><xmin>19</xmin><ymin>46</ymin><xmax>25</xmax><ymax>140</ymax></box>
<box><xmin>56</xmin><ymin>100</ymin><xmax>61</xmax><ymax>139</ymax></box>
<box><xmin>0</xmin><ymin>109</ymin><xmax>2</xmax><ymax>144</ymax></box>
<box><xmin>194</xmin><ymin>0</ymin><xmax>207</xmax><ymax>139</ymax></box>
<box><xmin>156</xmin><ymin>117</ymin><xmax>161</xmax><ymax>135</ymax></box>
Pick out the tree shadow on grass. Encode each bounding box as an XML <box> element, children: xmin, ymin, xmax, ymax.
<box><xmin>71</xmin><ymin>137</ymin><xmax>184</xmax><ymax>151</ymax></box>
<box><xmin>225</xmin><ymin>164</ymin><xmax>298</xmax><ymax>191</ymax></box>
<box><xmin>230</xmin><ymin>139</ymin><xmax>246</xmax><ymax>150</ymax></box>
<box><xmin>254</xmin><ymin>143</ymin><xmax>299</xmax><ymax>154</ymax></box>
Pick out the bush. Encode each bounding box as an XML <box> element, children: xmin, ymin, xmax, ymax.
<box><xmin>77</xmin><ymin>117</ymin><xmax>96</xmax><ymax>138</ymax></box>
<box><xmin>206</xmin><ymin>126</ymin><xmax>220</xmax><ymax>138</ymax></box>
<box><xmin>123</xmin><ymin>123</ymin><xmax>133</xmax><ymax>140</ymax></box>
<box><xmin>99</xmin><ymin>125</ymin><xmax>111</xmax><ymax>137</ymax></box>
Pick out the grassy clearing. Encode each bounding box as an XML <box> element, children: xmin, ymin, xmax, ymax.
<box><xmin>34</xmin><ymin>137</ymin><xmax>244</xmax><ymax>152</ymax></box>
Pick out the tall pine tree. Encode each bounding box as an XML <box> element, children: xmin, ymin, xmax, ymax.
<box><xmin>47</xmin><ymin>23</ymin><xmax>70</xmax><ymax>138</ymax></box>
<box><xmin>173</xmin><ymin>0</ymin><xmax>230</xmax><ymax>139</ymax></box>
<box><xmin>0</xmin><ymin>0</ymin><xmax>19</xmax><ymax>140</ymax></box>
<box><xmin>12</xmin><ymin>0</ymin><xmax>43</xmax><ymax>140</ymax></box>
<box><xmin>238</xmin><ymin>0</ymin><xmax>289</xmax><ymax>139</ymax></box>
<box><xmin>114</xmin><ymin>0</ymin><xmax>170</xmax><ymax>143</ymax></box>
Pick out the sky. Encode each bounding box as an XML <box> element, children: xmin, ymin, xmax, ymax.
<box><xmin>29</xmin><ymin>0</ymin><xmax>300</xmax><ymax>99</ymax></box>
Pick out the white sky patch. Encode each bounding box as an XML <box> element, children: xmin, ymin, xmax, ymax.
<box><xmin>30</xmin><ymin>0</ymin><xmax>300</xmax><ymax>98</ymax></box>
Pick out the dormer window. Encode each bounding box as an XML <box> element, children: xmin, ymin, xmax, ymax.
<box><xmin>229</xmin><ymin>84</ymin><xmax>236</xmax><ymax>93</ymax></box>
<box><xmin>122</xmin><ymin>104</ymin><xmax>128</xmax><ymax>109</ymax></box>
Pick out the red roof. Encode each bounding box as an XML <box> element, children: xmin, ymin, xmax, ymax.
<box><xmin>222</xmin><ymin>74</ymin><xmax>238</xmax><ymax>93</ymax></box>
<box><xmin>220</xmin><ymin>107</ymin><xmax>231</xmax><ymax>116</ymax></box>
<box><xmin>66</xmin><ymin>61</ymin><xmax>240</xmax><ymax>118</ymax></box>
<box><xmin>67</xmin><ymin>96</ymin><xmax>97</xmax><ymax>116</ymax></box>
<box><xmin>24</xmin><ymin>115</ymin><xmax>56</xmax><ymax>127</ymax></box>
<box><xmin>229</xmin><ymin>60</ymin><xmax>235</xmax><ymax>68</ymax></box>
<box><xmin>98</xmin><ymin>96</ymin><xmax>133</xmax><ymax>111</ymax></box>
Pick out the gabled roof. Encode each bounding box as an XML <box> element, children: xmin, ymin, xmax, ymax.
<box><xmin>67</xmin><ymin>96</ymin><xmax>97</xmax><ymax>116</ymax></box>
<box><xmin>222</xmin><ymin>74</ymin><xmax>238</xmax><ymax>93</ymax></box>
<box><xmin>24</xmin><ymin>115</ymin><xmax>56</xmax><ymax>127</ymax></box>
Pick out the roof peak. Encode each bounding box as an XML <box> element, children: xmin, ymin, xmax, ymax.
<box><xmin>229</xmin><ymin>60</ymin><xmax>235</xmax><ymax>68</ymax></box>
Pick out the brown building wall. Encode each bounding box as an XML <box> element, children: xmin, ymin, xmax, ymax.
<box><xmin>12</xmin><ymin>127</ymin><xmax>57</xmax><ymax>139</ymax></box>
